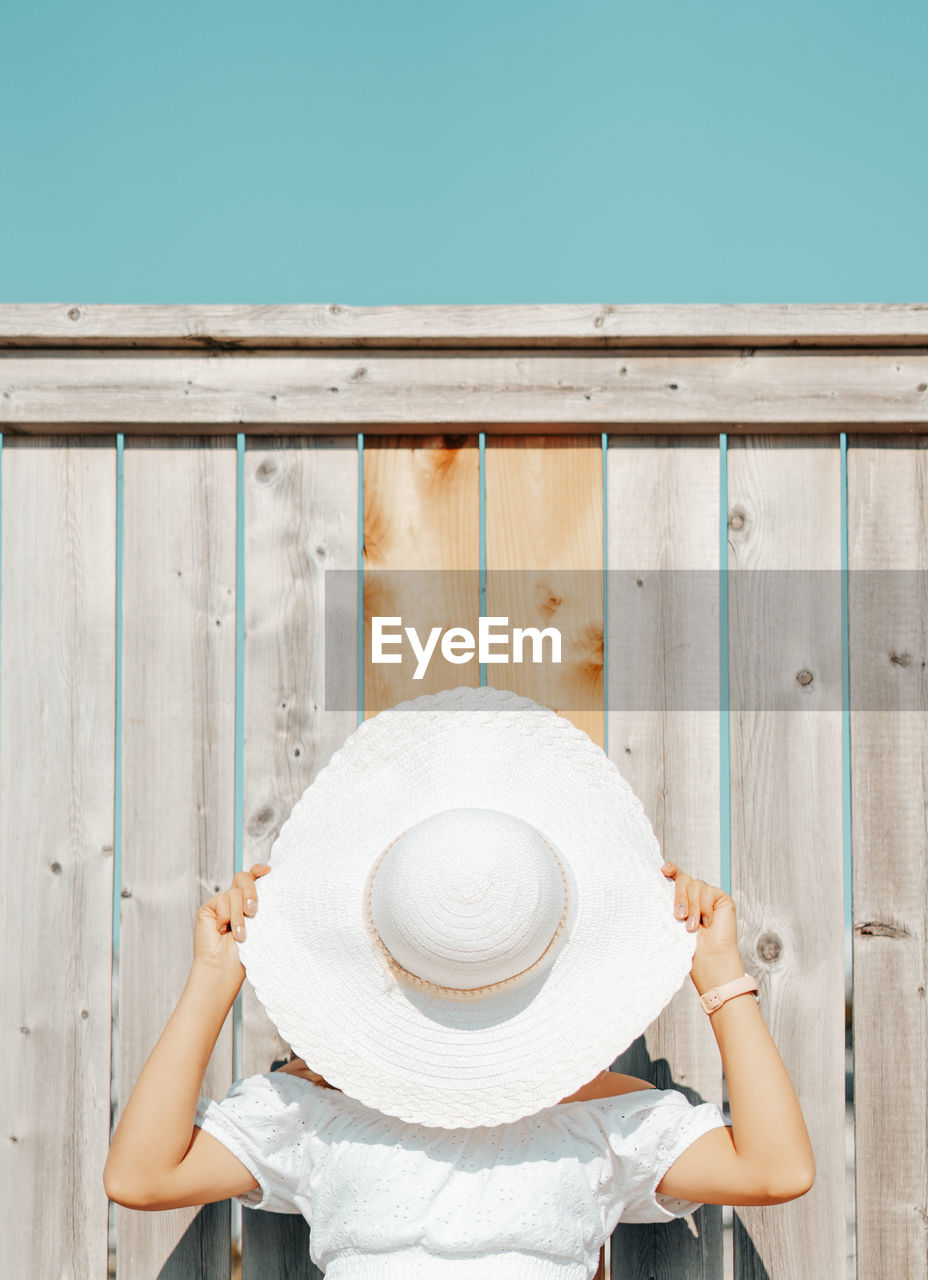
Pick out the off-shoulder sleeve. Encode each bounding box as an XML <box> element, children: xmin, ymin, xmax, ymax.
<box><xmin>595</xmin><ymin>1087</ymin><xmax>728</xmax><ymax>1225</ymax></box>
<box><xmin>194</xmin><ymin>1070</ymin><xmax>315</xmax><ymax>1215</ymax></box>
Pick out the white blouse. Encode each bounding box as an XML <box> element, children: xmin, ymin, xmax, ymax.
<box><xmin>195</xmin><ymin>1071</ymin><xmax>727</xmax><ymax>1280</ymax></box>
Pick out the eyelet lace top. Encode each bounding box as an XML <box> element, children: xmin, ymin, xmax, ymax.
<box><xmin>194</xmin><ymin>1071</ymin><xmax>726</xmax><ymax>1280</ymax></box>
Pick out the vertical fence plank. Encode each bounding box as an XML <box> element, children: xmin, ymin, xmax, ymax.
<box><xmin>363</xmin><ymin>434</ymin><xmax>479</xmax><ymax>711</ymax></box>
<box><xmin>485</xmin><ymin>432</ymin><xmax>604</xmax><ymax>1279</ymax></box>
<box><xmin>240</xmin><ymin>436</ymin><xmax>359</xmax><ymax>1280</ymax></box>
<box><xmin>118</xmin><ymin>438</ymin><xmax>238</xmax><ymax>1278</ymax></box>
<box><xmin>484</xmin><ymin>436</ymin><xmax>603</xmax><ymax>744</ymax></box>
<box><xmin>847</xmin><ymin>436</ymin><xmax>928</xmax><ymax>1279</ymax></box>
<box><xmin>606</xmin><ymin>435</ymin><xmax>724</xmax><ymax>1280</ymax></box>
<box><xmin>727</xmin><ymin>437</ymin><xmax>846</xmax><ymax>1278</ymax></box>
<box><xmin>0</xmin><ymin>437</ymin><xmax>116</xmax><ymax>1277</ymax></box>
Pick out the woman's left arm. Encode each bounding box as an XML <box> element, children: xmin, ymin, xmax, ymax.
<box><xmin>103</xmin><ymin>866</ymin><xmax>270</xmax><ymax>1209</ymax></box>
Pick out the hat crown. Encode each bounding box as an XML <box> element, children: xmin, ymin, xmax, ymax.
<box><xmin>367</xmin><ymin>807</ymin><xmax>567</xmax><ymax>993</ymax></box>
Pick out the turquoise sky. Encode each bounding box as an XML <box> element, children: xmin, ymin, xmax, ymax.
<box><xmin>1</xmin><ymin>0</ymin><xmax>924</xmax><ymax>303</ymax></box>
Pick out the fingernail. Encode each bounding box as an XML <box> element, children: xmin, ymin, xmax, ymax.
<box><xmin>675</xmin><ymin>903</ymin><xmax>687</xmax><ymax>919</ymax></box>
<box><xmin>245</xmin><ymin>898</ymin><xmax>257</xmax><ymax>916</ymax></box>
<box><xmin>686</xmin><ymin>917</ymin><xmax>698</xmax><ymax>931</ymax></box>
<box><xmin>234</xmin><ymin>924</ymin><xmax>245</xmax><ymax>940</ymax></box>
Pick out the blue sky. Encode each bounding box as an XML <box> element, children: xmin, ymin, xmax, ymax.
<box><xmin>1</xmin><ymin>0</ymin><xmax>925</xmax><ymax>303</ymax></box>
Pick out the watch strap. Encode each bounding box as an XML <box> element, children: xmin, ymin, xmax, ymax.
<box><xmin>699</xmin><ymin>973</ymin><xmax>759</xmax><ymax>1014</ymax></box>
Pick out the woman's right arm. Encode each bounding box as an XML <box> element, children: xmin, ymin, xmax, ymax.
<box><xmin>654</xmin><ymin>864</ymin><xmax>816</xmax><ymax>1207</ymax></box>
<box><xmin>102</xmin><ymin>865</ymin><xmax>271</xmax><ymax>1210</ymax></box>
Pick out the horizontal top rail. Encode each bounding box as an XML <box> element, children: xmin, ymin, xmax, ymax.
<box><xmin>1</xmin><ymin>302</ymin><xmax>927</xmax><ymax>349</ymax></box>
<box><xmin>2</xmin><ymin>345</ymin><xmax>928</xmax><ymax>433</ymax></box>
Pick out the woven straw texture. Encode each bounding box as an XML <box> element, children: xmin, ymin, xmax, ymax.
<box><xmin>236</xmin><ymin>685</ymin><xmax>697</xmax><ymax>1128</ymax></box>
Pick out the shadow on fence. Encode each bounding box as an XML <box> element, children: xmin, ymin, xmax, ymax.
<box><xmin>611</xmin><ymin>1035</ymin><xmax>771</xmax><ymax>1280</ymax></box>
<box><xmin>152</xmin><ymin>1203</ymin><xmax>229</xmax><ymax>1280</ymax></box>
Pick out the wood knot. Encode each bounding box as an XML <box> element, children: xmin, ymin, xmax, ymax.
<box><xmin>247</xmin><ymin>805</ymin><xmax>276</xmax><ymax>837</ymax></box>
<box><xmin>728</xmin><ymin>508</ymin><xmax>746</xmax><ymax>532</ymax></box>
<box><xmin>255</xmin><ymin>458</ymin><xmax>279</xmax><ymax>485</ymax></box>
<box><xmin>796</xmin><ymin>669</ymin><xmax>814</xmax><ymax>687</ymax></box>
<box><xmin>890</xmin><ymin>651</ymin><xmax>911</xmax><ymax>667</ymax></box>
<box><xmin>67</xmin><ymin>307</ymin><xmax>81</xmax><ymax>321</ymax></box>
<box><xmin>854</xmin><ymin>919</ymin><xmax>910</xmax><ymax>939</ymax></box>
<box><xmin>755</xmin><ymin>931</ymin><xmax>782</xmax><ymax>963</ymax></box>
<box><xmin>535</xmin><ymin>584</ymin><xmax>563</xmax><ymax>618</ymax></box>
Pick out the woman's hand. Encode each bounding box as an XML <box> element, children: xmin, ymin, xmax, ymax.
<box><xmin>193</xmin><ymin>863</ymin><xmax>272</xmax><ymax>984</ymax></box>
<box><xmin>660</xmin><ymin>862</ymin><xmax>741</xmax><ymax>985</ymax></box>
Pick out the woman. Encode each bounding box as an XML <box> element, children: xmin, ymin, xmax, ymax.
<box><xmin>104</xmin><ymin>687</ymin><xmax>815</xmax><ymax>1279</ymax></box>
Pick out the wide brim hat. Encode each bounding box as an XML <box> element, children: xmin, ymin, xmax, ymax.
<box><xmin>237</xmin><ymin>685</ymin><xmax>697</xmax><ymax>1129</ymax></box>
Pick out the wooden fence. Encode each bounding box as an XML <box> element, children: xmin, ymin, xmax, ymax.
<box><xmin>1</xmin><ymin>304</ymin><xmax>926</xmax><ymax>1279</ymax></box>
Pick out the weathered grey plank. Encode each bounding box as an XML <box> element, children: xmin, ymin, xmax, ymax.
<box><xmin>726</xmin><ymin>437</ymin><xmax>846</xmax><ymax>1277</ymax></box>
<box><xmin>1</xmin><ymin>349</ymin><xmax>928</xmax><ymax>433</ymax></box>
<box><xmin>0</xmin><ymin>437</ymin><xmax>116</xmax><ymax>1278</ymax></box>
<box><xmin>1</xmin><ymin>302</ymin><xmax>927</xmax><ymax>348</ymax></box>
<box><xmin>847</xmin><ymin>436</ymin><xmax>928</xmax><ymax>1278</ymax></box>
<box><xmin>118</xmin><ymin>438</ymin><xmax>238</xmax><ymax>1278</ymax></box>
<box><xmin>606</xmin><ymin>435</ymin><xmax>724</xmax><ymax>1280</ymax></box>
<box><xmin>240</xmin><ymin>437</ymin><xmax>359</xmax><ymax>1280</ymax></box>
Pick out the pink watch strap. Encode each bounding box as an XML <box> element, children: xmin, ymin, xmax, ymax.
<box><xmin>699</xmin><ymin>973</ymin><xmax>759</xmax><ymax>1014</ymax></box>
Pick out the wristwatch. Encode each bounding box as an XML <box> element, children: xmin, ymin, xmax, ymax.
<box><xmin>699</xmin><ymin>973</ymin><xmax>760</xmax><ymax>1014</ymax></box>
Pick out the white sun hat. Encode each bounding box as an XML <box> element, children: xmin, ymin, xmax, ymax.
<box><xmin>236</xmin><ymin>684</ymin><xmax>696</xmax><ymax>1129</ymax></box>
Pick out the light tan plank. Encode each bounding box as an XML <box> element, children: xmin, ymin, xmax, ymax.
<box><xmin>485</xmin><ymin>436</ymin><xmax>603</xmax><ymax>746</ymax></box>
<box><xmin>240</xmin><ymin>437</ymin><xmax>359</xmax><ymax>1280</ymax></box>
<box><xmin>0</xmin><ymin>437</ymin><xmax>116</xmax><ymax>1277</ymax></box>
<box><xmin>118</xmin><ymin>438</ymin><xmax>238</xmax><ymax>1278</ymax></box>
<box><xmin>2</xmin><ymin>350</ymin><xmax>928</xmax><ymax>432</ymax></box>
<box><xmin>484</xmin><ymin>433</ymin><xmax>604</xmax><ymax>1279</ymax></box>
<box><xmin>847</xmin><ymin>436</ymin><xmax>928</xmax><ymax>1278</ymax></box>
<box><xmin>726</xmin><ymin>437</ymin><xmax>846</xmax><ymax>1277</ymax></box>
<box><xmin>606</xmin><ymin>436</ymin><xmax>724</xmax><ymax>1280</ymax></box>
<box><xmin>2</xmin><ymin>302</ymin><xmax>928</xmax><ymax>347</ymax></box>
<box><xmin>363</xmin><ymin>434</ymin><xmax>480</xmax><ymax>712</ymax></box>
